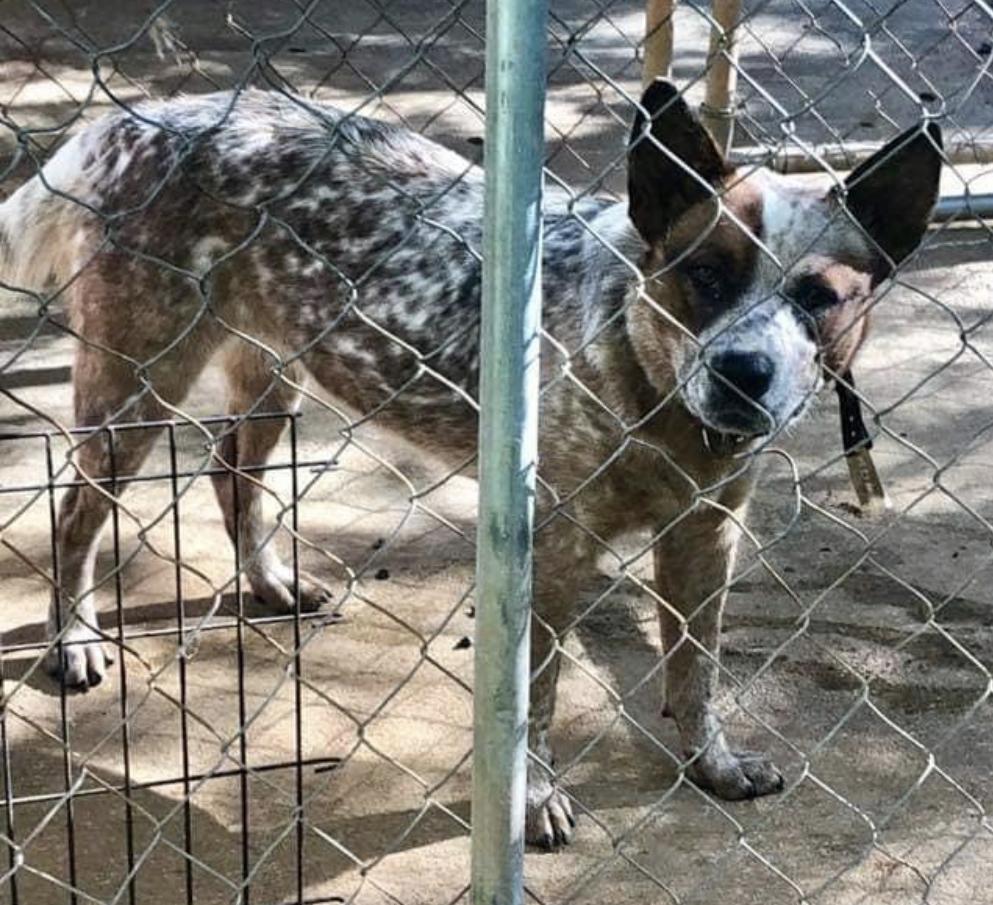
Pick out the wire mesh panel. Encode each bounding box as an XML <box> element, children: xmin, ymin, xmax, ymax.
<box><xmin>0</xmin><ymin>1</ymin><xmax>991</xmax><ymax>905</ymax></box>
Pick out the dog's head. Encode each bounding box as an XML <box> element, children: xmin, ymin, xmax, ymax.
<box><xmin>626</xmin><ymin>80</ymin><xmax>942</xmax><ymax>443</ymax></box>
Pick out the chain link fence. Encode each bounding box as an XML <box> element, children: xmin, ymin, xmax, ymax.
<box><xmin>1</xmin><ymin>1</ymin><xmax>991</xmax><ymax>904</ymax></box>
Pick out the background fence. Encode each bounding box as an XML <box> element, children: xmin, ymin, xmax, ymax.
<box><xmin>1</xmin><ymin>1</ymin><xmax>992</xmax><ymax>904</ymax></box>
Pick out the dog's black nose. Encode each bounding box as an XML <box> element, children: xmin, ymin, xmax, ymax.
<box><xmin>709</xmin><ymin>351</ymin><xmax>775</xmax><ymax>402</ymax></box>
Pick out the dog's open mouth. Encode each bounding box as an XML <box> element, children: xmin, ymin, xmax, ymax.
<box><xmin>700</xmin><ymin>426</ymin><xmax>762</xmax><ymax>457</ymax></box>
<box><xmin>681</xmin><ymin>387</ymin><xmax>775</xmax><ymax>457</ymax></box>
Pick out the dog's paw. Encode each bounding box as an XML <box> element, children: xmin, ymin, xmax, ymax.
<box><xmin>250</xmin><ymin>568</ymin><xmax>332</xmax><ymax>613</ymax></box>
<box><xmin>689</xmin><ymin>749</ymin><xmax>784</xmax><ymax>800</ymax></box>
<box><xmin>44</xmin><ymin>632</ymin><xmax>113</xmax><ymax>690</ymax></box>
<box><xmin>525</xmin><ymin>781</ymin><xmax>576</xmax><ymax>849</ymax></box>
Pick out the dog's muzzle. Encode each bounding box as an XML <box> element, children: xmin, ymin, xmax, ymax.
<box><xmin>691</xmin><ymin>349</ymin><xmax>779</xmax><ymax>439</ymax></box>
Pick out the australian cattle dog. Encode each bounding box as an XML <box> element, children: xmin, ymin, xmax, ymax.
<box><xmin>0</xmin><ymin>81</ymin><xmax>942</xmax><ymax>846</ymax></box>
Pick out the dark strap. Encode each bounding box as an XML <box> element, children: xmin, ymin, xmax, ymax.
<box><xmin>836</xmin><ymin>369</ymin><xmax>872</xmax><ymax>455</ymax></box>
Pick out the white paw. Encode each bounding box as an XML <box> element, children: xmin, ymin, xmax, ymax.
<box><xmin>45</xmin><ymin>630</ymin><xmax>113</xmax><ymax>690</ymax></box>
<box><xmin>688</xmin><ymin>748</ymin><xmax>784</xmax><ymax>800</ymax></box>
<box><xmin>525</xmin><ymin>779</ymin><xmax>576</xmax><ymax>849</ymax></box>
<box><xmin>249</xmin><ymin>568</ymin><xmax>333</xmax><ymax>613</ymax></box>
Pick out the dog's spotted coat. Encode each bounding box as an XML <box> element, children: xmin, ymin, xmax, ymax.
<box><xmin>0</xmin><ymin>83</ymin><xmax>942</xmax><ymax>847</ymax></box>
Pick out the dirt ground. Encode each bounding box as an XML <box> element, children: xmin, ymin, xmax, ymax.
<box><xmin>1</xmin><ymin>2</ymin><xmax>993</xmax><ymax>904</ymax></box>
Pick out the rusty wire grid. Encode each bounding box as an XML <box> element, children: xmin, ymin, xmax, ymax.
<box><xmin>1</xmin><ymin>1</ymin><xmax>992</xmax><ymax>904</ymax></box>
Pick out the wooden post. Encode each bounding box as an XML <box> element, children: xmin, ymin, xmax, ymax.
<box><xmin>644</xmin><ymin>0</ymin><xmax>676</xmax><ymax>84</ymax></box>
<box><xmin>699</xmin><ymin>0</ymin><xmax>742</xmax><ymax>154</ymax></box>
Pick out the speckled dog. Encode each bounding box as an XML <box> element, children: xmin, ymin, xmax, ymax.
<box><xmin>0</xmin><ymin>82</ymin><xmax>941</xmax><ymax>846</ymax></box>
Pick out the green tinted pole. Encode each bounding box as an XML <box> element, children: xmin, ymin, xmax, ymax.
<box><xmin>471</xmin><ymin>0</ymin><xmax>548</xmax><ymax>903</ymax></box>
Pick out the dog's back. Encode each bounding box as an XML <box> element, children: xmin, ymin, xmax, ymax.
<box><xmin>1</xmin><ymin>93</ymin><xmax>497</xmax><ymax>444</ymax></box>
<box><xmin>1</xmin><ymin>91</ymin><xmax>633</xmax><ymax>455</ymax></box>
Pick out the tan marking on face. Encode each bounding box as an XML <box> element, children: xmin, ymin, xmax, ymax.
<box><xmin>625</xmin><ymin>175</ymin><xmax>766</xmax><ymax>397</ymax></box>
<box><xmin>664</xmin><ymin>178</ymin><xmax>764</xmax><ymax>286</ymax></box>
<box><xmin>813</xmin><ymin>261</ymin><xmax>873</xmax><ymax>374</ymax></box>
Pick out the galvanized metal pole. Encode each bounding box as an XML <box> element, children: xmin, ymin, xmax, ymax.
<box><xmin>472</xmin><ymin>0</ymin><xmax>547</xmax><ymax>903</ymax></box>
<box><xmin>932</xmin><ymin>193</ymin><xmax>993</xmax><ymax>222</ymax></box>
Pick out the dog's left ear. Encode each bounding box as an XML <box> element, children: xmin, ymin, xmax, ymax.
<box><xmin>834</xmin><ymin>123</ymin><xmax>943</xmax><ymax>282</ymax></box>
<box><xmin>628</xmin><ymin>79</ymin><xmax>732</xmax><ymax>244</ymax></box>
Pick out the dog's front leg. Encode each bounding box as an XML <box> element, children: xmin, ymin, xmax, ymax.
<box><xmin>524</xmin><ymin>521</ymin><xmax>594</xmax><ymax>848</ymax></box>
<box><xmin>654</xmin><ymin>506</ymin><xmax>783</xmax><ymax>799</ymax></box>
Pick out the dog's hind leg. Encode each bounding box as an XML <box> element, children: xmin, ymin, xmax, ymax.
<box><xmin>209</xmin><ymin>343</ymin><xmax>331</xmax><ymax>613</ymax></box>
<box><xmin>654</xmin><ymin>503</ymin><xmax>784</xmax><ymax>800</ymax></box>
<box><xmin>49</xmin><ymin>338</ymin><xmax>208</xmax><ymax>689</ymax></box>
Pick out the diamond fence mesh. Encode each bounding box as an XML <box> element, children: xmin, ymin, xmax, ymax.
<box><xmin>0</xmin><ymin>1</ymin><xmax>991</xmax><ymax>904</ymax></box>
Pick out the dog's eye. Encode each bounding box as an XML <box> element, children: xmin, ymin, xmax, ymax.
<box><xmin>685</xmin><ymin>263</ymin><xmax>722</xmax><ymax>297</ymax></box>
<box><xmin>791</xmin><ymin>277</ymin><xmax>838</xmax><ymax>314</ymax></box>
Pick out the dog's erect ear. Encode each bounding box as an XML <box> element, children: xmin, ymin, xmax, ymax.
<box><xmin>627</xmin><ymin>79</ymin><xmax>731</xmax><ymax>244</ymax></box>
<box><xmin>836</xmin><ymin>123</ymin><xmax>943</xmax><ymax>281</ymax></box>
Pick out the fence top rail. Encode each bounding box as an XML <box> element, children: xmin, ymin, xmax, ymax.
<box><xmin>0</xmin><ymin>410</ymin><xmax>302</xmax><ymax>443</ymax></box>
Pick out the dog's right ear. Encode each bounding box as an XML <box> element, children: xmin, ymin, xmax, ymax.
<box><xmin>627</xmin><ymin>79</ymin><xmax>731</xmax><ymax>244</ymax></box>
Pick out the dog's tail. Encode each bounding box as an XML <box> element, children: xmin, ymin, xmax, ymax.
<box><xmin>0</xmin><ymin>134</ymin><xmax>96</xmax><ymax>304</ymax></box>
